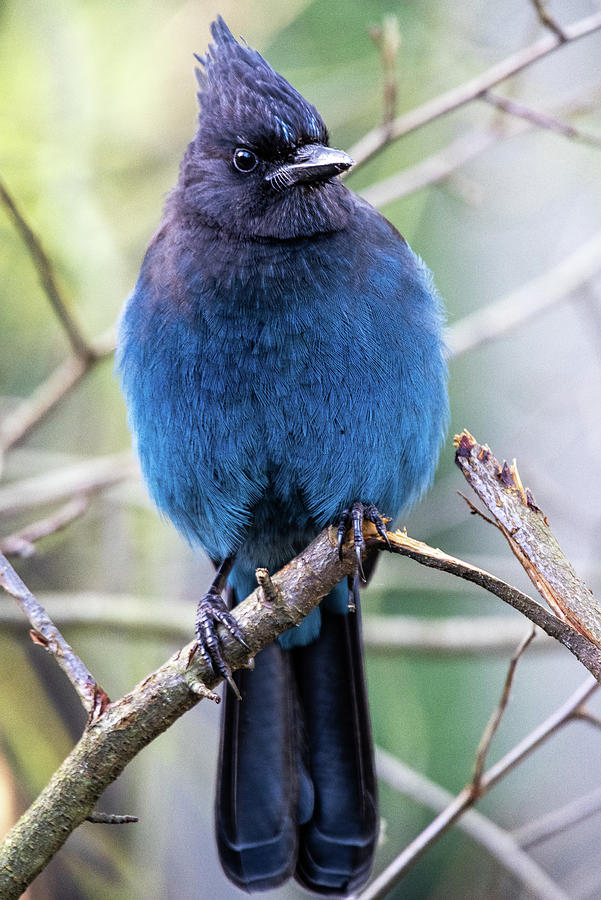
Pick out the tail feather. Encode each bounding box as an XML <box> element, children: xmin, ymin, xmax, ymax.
<box><xmin>293</xmin><ymin>606</ymin><xmax>378</xmax><ymax>894</ymax></box>
<box><xmin>216</xmin><ymin>591</ymin><xmax>378</xmax><ymax>895</ymax></box>
<box><xmin>216</xmin><ymin>641</ymin><xmax>299</xmax><ymax>891</ymax></box>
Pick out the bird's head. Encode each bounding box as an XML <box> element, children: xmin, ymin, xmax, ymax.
<box><xmin>178</xmin><ymin>17</ymin><xmax>354</xmax><ymax>240</ymax></box>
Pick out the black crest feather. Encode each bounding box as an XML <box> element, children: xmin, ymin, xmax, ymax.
<box><xmin>194</xmin><ymin>16</ymin><xmax>328</xmax><ymax>155</ymax></box>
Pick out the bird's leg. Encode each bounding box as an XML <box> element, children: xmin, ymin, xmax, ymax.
<box><xmin>195</xmin><ymin>556</ymin><xmax>249</xmax><ymax>698</ymax></box>
<box><xmin>337</xmin><ymin>501</ymin><xmax>391</xmax><ymax>585</ymax></box>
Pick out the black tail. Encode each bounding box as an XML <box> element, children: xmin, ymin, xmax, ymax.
<box><xmin>215</xmin><ymin>602</ymin><xmax>378</xmax><ymax>895</ymax></box>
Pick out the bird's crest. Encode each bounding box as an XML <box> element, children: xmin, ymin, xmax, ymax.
<box><xmin>194</xmin><ymin>17</ymin><xmax>328</xmax><ymax>155</ymax></box>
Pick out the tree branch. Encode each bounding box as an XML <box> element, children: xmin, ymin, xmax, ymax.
<box><xmin>347</xmin><ymin>10</ymin><xmax>601</xmax><ymax>171</ymax></box>
<box><xmin>0</xmin><ymin>528</ymin><xmax>355</xmax><ymax>897</ymax></box>
<box><xmin>481</xmin><ymin>90</ymin><xmax>601</xmax><ymax>147</ymax></box>
<box><xmin>0</xmin><ymin>495</ymin><xmax>90</xmax><ymax>558</ymax></box>
<box><xmin>0</xmin><ymin>327</ymin><xmax>115</xmax><ymax>466</ymax></box>
<box><xmin>0</xmin><ymin>452</ymin><xmax>136</xmax><ymax>517</ymax></box>
<box><xmin>0</xmin><ymin>551</ymin><xmax>108</xmax><ymax>717</ymax></box>
<box><xmin>454</xmin><ymin>431</ymin><xmax>601</xmax><ymax>646</ymax></box>
<box><xmin>0</xmin><ymin>179</ymin><xmax>93</xmax><ymax>362</ymax></box>
<box><xmin>358</xmin><ymin>675</ymin><xmax>597</xmax><ymax>900</ymax></box>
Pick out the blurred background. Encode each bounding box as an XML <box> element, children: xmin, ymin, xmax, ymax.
<box><xmin>1</xmin><ymin>0</ymin><xmax>601</xmax><ymax>897</ymax></box>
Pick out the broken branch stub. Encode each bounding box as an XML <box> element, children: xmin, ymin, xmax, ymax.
<box><xmin>454</xmin><ymin>430</ymin><xmax>601</xmax><ymax>647</ymax></box>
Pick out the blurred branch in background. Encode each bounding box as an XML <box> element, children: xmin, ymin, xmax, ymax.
<box><xmin>347</xmin><ymin>8</ymin><xmax>601</xmax><ymax>170</ymax></box>
<box><xmin>0</xmin><ymin>594</ymin><xmax>556</xmax><ymax>652</ymax></box>
<box><xmin>360</xmin><ymin>666</ymin><xmax>598</xmax><ymax>900</ymax></box>
<box><xmin>0</xmin><ymin>181</ymin><xmax>93</xmax><ymax>363</ymax></box>
<box><xmin>0</xmin><ymin>495</ymin><xmax>90</xmax><ymax>558</ymax></box>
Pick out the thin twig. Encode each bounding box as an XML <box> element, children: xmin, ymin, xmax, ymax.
<box><xmin>85</xmin><ymin>812</ymin><xmax>138</xmax><ymax>825</ymax></box>
<box><xmin>0</xmin><ymin>326</ymin><xmax>115</xmax><ymax>463</ymax></box>
<box><xmin>0</xmin><ymin>495</ymin><xmax>90</xmax><ymax>557</ymax></box>
<box><xmin>472</xmin><ymin>625</ymin><xmax>537</xmax><ymax>787</ymax></box>
<box><xmin>482</xmin><ymin>90</ymin><xmax>601</xmax><ymax>147</ymax></box>
<box><xmin>530</xmin><ymin>0</ymin><xmax>568</xmax><ymax>42</ymax></box>
<box><xmin>0</xmin><ymin>551</ymin><xmax>108</xmax><ymax>717</ymax></box>
<box><xmin>359</xmin><ymin>84</ymin><xmax>601</xmax><ymax>208</ymax></box>
<box><xmin>369</xmin><ymin>15</ymin><xmax>401</xmax><ymax>130</ymax></box>
<box><xmin>359</xmin><ymin>678</ymin><xmax>597</xmax><ymax>899</ymax></box>
<box><xmin>572</xmin><ymin>709</ymin><xmax>601</xmax><ymax>731</ymax></box>
<box><xmin>376</xmin><ymin>747</ymin><xmax>569</xmax><ymax>900</ymax></box>
<box><xmin>347</xmin><ymin>10</ymin><xmax>601</xmax><ymax>171</ymax></box>
<box><xmin>366</xmin><ymin>528</ymin><xmax>601</xmax><ymax>683</ymax></box>
<box><xmin>359</xmin><ymin>124</ymin><xmax>505</xmax><ymax>208</ymax></box>
<box><xmin>0</xmin><ymin>179</ymin><xmax>93</xmax><ymax>361</ymax></box>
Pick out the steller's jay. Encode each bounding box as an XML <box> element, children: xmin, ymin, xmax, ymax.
<box><xmin>118</xmin><ymin>17</ymin><xmax>448</xmax><ymax>896</ymax></box>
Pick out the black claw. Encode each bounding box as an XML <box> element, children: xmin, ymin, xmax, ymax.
<box><xmin>195</xmin><ymin>587</ymin><xmax>247</xmax><ymax>690</ymax></box>
<box><xmin>337</xmin><ymin>509</ymin><xmax>350</xmax><ymax>561</ymax></box>
<box><xmin>335</xmin><ymin>500</ymin><xmax>390</xmax><ymax>583</ymax></box>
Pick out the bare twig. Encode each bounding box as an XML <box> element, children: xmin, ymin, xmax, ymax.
<box><xmin>0</xmin><ymin>326</ymin><xmax>115</xmax><ymax>464</ymax></box>
<box><xmin>359</xmin><ymin>678</ymin><xmax>597</xmax><ymax>900</ymax></box>
<box><xmin>572</xmin><ymin>709</ymin><xmax>601</xmax><ymax>731</ymax></box>
<box><xmin>0</xmin><ymin>179</ymin><xmax>92</xmax><ymax>361</ymax></box>
<box><xmin>359</xmin><ymin>84</ymin><xmax>601</xmax><ymax>209</ymax></box>
<box><xmin>472</xmin><ymin>626</ymin><xmax>537</xmax><ymax>786</ymax></box>
<box><xmin>447</xmin><ymin>230</ymin><xmax>601</xmax><ymax>358</ymax></box>
<box><xmin>0</xmin><ymin>495</ymin><xmax>90</xmax><ymax>557</ymax></box>
<box><xmin>85</xmin><ymin>812</ymin><xmax>138</xmax><ymax>825</ymax></box>
<box><xmin>454</xmin><ymin>432</ymin><xmax>601</xmax><ymax>646</ymax></box>
<box><xmin>369</xmin><ymin>15</ymin><xmax>401</xmax><ymax>130</ymax></box>
<box><xmin>513</xmin><ymin>785</ymin><xmax>601</xmax><ymax>848</ymax></box>
<box><xmin>347</xmin><ymin>10</ymin><xmax>601</xmax><ymax>171</ymax></box>
<box><xmin>482</xmin><ymin>90</ymin><xmax>601</xmax><ymax>147</ymax></box>
<box><xmin>0</xmin><ymin>551</ymin><xmax>108</xmax><ymax>717</ymax></box>
<box><xmin>359</xmin><ymin>124</ymin><xmax>505</xmax><ymax>208</ymax></box>
<box><xmin>530</xmin><ymin>0</ymin><xmax>568</xmax><ymax>42</ymax></box>
<box><xmin>365</xmin><ymin>528</ymin><xmax>601</xmax><ymax>682</ymax></box>
<box><xmin>376</xmin><ymin>747</ymin><xmax>568</xmax><ymax>900</ymax></box>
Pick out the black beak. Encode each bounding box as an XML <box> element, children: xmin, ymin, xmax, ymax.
<box><xmin>267</xmin><ymin>144</ymin><xmax>354</xmax><ymax>190</ymax></box>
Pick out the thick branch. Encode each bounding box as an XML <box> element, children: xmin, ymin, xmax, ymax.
<box><xmin>0</xmin><ymin>528</ymin><xmax>353</xmax><ymax>898</ymax></box>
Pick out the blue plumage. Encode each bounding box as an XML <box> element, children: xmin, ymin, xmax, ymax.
<box><xmin>118</xmin><ymin>16</ymin><xmax>448</xmax><ymax>895</ymax></box>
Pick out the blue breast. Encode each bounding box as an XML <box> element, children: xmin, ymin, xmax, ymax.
<box><xmin>117</xmin><ymin>201</ymin><xmax>448</xmax><ymax>644</ymax></box>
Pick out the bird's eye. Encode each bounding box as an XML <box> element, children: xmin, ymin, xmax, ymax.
<box><xmin>233</xmin><ymin>147</ymin><xmax>258</xmax><ymax>173</ymax></box>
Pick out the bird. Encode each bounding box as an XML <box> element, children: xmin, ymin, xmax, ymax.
<box><xmin>117</xmin><ymin>16</ymin><xmax>448</xmax><ymax>896</ymax></box>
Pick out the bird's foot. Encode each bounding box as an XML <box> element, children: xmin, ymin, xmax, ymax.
<box><xmin>194</xmin><ymin>588</ymin><xmax>249</xmax><ymax>699</ymax></box>
<box><xmin>337</xmin><ymin>501</ymin><xmax>391</xmax><ymax>582</ymax></box>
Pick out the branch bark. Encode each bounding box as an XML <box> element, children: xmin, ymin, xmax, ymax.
<box><xmin>454</xmin><ymin>431</ymin><xmax>601</xmax><ymax>646</ymax></box>
<box><xmin>0</xmin><ymin>528</ymin><xmax>353</xmax><ymax>898</ymax></box>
